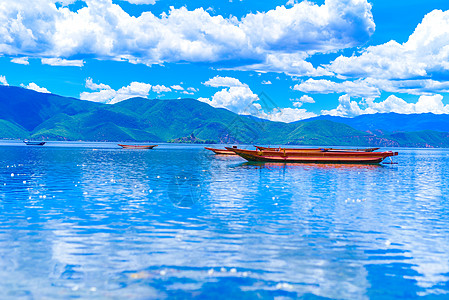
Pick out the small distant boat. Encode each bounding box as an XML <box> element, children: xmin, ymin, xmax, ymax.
<box><xmin>205</xmin><ymin>146</ymin><xmax>238</xmax><ymax>155</ymax></box>
<box><xmin>118</xmin><ymin>144</ymin><xmax>157</xmax><ymax>149</ymax></box>
<box><xmin>23</xmin><ymin>140</ymin><xmax>46</xmax><ymax>146</ymax></box>
<box><xmin>226</xmin><ymin>147</ymin><xmax>398</xmax><ymax>164</ymax></box>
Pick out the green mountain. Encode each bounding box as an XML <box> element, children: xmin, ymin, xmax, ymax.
<box><xmin>303</xmin><ymin>113</ymin><xmax>449</xmax><ymax>132</ymax></box>
<box><xmin>1</xmin><ymin>85</ymin><xmax>448</xmax><ymax>147</ymax></box>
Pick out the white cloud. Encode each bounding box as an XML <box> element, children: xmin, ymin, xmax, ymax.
<box><xmin>299</xmin><ymin>95</ymin><xmax>315</xmax><ymax>103</ymax></box>
<box><xmin>152</xmin><ymin>84</ymin><xmax>171</xmax><ymax>93</ymax></box>
<box><xmin>294</xmin><ymin>78</ymin><xmax>381</xmax><ymax>98</ymax></box>
<box><xmin>21</xmin><ymin>82</ymin><xmax>51</xmax><ymax>93</ymax></box>
<box><xmin>286</xmin><ymin>0</ymin><xmax>298</xmax><ymax>6</ymax></box>
<box><xmin>80</xmin><ymin>79</ymin><xmax>152</xmax><ymax>104</ymax></box>
<box><xmin>199</xmin><ymin>85</ymin><xmax>317</xmax><ymax>122</ymax></box>
<box><xmin>322</xmin><ymin>94</ymin><xmax>449</xmax><ymax>117</ymax></box>
<box><xmin>261</xmin><ymin>80</ymin><xmax>272</xmax><ymax>85</ymax></box>
<box><xmin>328</xmin><ymin>9</ymin><xmax>449</xmax><ymax>81</ymax></box>
<box><xmin>240</xmin><ymin>0</ymin><xmax>374</xmax><ymax>53</ymax></box>
<box><xmin>295</xmin><ymin>77</ymin><xmax>449</xmax><ymax>99</ymax></box>
<box><xmin>122</xmin><ymin>0</ymin><xmax>157</xmax><ymax>4</ymax></box>
<box><xmin>80</xmin><ymin>87</ymin><xmax>116</xmax><ymax>104</ymax></box>
<box><xmin>204</xmin><ymin>76</ymin><xmax>245</xmax><ymax>88</ymax></box>
<box><xmin>85</xmin><ymin>78</ymin><xmax>111</xmax><ymax>90</ymax></box>
<box><xmin>199</xmin><ymin>86</ymin><xmax>258</xmax><ymax>114</ymax></box>
<box><xmin>56</xmin><ymin>0</ymin><xmax>77</xmax><ymax>5</ymax></box>
<box><xmin>201</xmin><ymin>75</ymin><xmax>259</xmax><ymax>113</ymax></box>
<box><xmin>41</xmin><ymin>58</ymin><xmax>84</xmax><ymax>67</ymax></box>
<box><xmin>0</xmin><ymin>0</ymin><xmax>374</xmax><ymax>74</ymax></box>
<box><xmin>290</xmin><ymin>95</ymin><xmax>316</xmax><ymax>109</ymax></box>
<box><xmin>237</xmin><ymin>53</ymin><xmax>333</xmax><ymax>77</ymax></box>
<box><xmin>11</xmin><ymin>57</ymin><xmax>29</xmax><ymax>65</ymax></box>
<box><xmin>0</xmin><ymin>75</ymin><xmax>8</xmax><ymax>86</ymax></box>
<box><xmin>257</xmin><ymin>107</ymin><xmax>317</xmax><ymax>123</ymax></box>
<box><xmin>321</xmin><ymin>94</ymin><xmax>363</xmax><ymax>117</ymax></box>
<box><xmin>170</xmin><ymin>85</ymin><xmax>184</xmax><ymax>91</ymax></box>
<box><xmin>201</xmin><ymin>75</ymin><xmax>316</xmax><ymax>121</ymax></box>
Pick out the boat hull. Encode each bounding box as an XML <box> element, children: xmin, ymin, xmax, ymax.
<box><xmin>23</xmin><ymin>141</ymin><xmax>45</xmax><ymax>146</ymax></box>
<box><xmin>118</xmin><ymin>144</ymin><xmax>157</xmax><ymax>149</ymax></box>
<box><xmin>255</xmin><ymin>146</ymin><xmax>380</xmax><ymax>152</ymax></box>
<box><xmin>227</xmin><ymin>148</ymin><xmax>398</xmax><ymax>164</ymax></box>
<box><xmin>204</xmin><ymin>147</ymin><xmax>237</xmax><ymax>155</ymax></box>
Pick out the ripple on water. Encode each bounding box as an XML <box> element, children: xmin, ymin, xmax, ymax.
<box><xmin>0</xmin><ymin>144</ymin><xmax>448</xmax><ymax>298</ymax></box>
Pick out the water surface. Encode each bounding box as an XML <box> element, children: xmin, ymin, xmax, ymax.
<box><xmin>0</xmin><ymin>141</ymin><xmax>448</xmax><ymax>299</ymax></box>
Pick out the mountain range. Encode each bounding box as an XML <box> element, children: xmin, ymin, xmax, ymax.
<box><xmin>1</xmin><ymin>85</ymin><xmax>449</xmax><ymax>147</ymax></box>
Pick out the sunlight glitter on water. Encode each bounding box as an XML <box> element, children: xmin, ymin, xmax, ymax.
<box><xmin>0</xmin><ymin>141</ymin><xmax>448</xmax><ymax>299</ymax></box>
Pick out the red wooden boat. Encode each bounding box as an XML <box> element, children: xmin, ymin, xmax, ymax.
<box><xmin>226</xmin><ymin>147</ymin><xmax>398</xmax><ymax>164</ymax></box>
<box><xmin>205</xmin><ymin>146</ymin><xmax>238</xmax><ymax>155</ymax></box>
<box><xmin>255</xmin><ymin>146</ymin><xmax>380</xmax><ymax>152</ymax></box>
<box><xmin>118</xmin><ymin>144</ymin><xmax>157</xmax><ymax>149</ymax></box>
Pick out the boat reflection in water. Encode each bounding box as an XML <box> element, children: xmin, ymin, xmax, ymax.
<box><xmin>236</xmin><ymin>161</ymin><xmax>384</xmax><ymax>170</ymax></box>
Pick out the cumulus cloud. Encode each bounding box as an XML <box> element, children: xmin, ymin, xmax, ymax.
<box><xmin>200</xmin><ymin>75</ymin><xmax>258</xmax><ymax>113</ymax></box>
<box><xmin>240</xmin><ymin>0</ymin><xmax>374</xmax><ymax>53</ymax></box>
<box><xmin>299</xmin><ymin>95</ymin><xmax>315</xmax><ymax>103</ymax></box>
<box><xmin>204</xmin><ymin>76</ymin><xmax>246</xmax><ymax>88</ymax></box>
<box><xmin>261</xmin><ymin>80</ymin><xmax>272</xmax><ymax>85</ymax></box>
<box><xmin>11</xmin><ymin>57</ymin><xmax>29</xmax><ymax>65</ymax></box>
<box><xmin>199</xmin><ymin>86</ymin><xmax>259</xmax><ymax>114</ymax></box>
<box><xmin>41</xmin><ymin>58</ymin><xmax>84</xmax><ymax>66</ymax></box>
<box><xmin>200</xmin><ymin>75</ymin><xmax>316</xmax><ymax>121</ymax></box>
<box><xmin>80</xmin><ymin>78</ymin><xmax>152</xmax><ymax>104</ymax></box>
<box><xmin>0</xmin><ymin>0</ymin><xmax>374</xmax><ymax>74</ymax></box>
<box><xmin>237</xmin><ymin>53</ymin><xmax>333</xmax><ymax>76</ymax></box>
<box><xmin>322</xmin><ymin>94</ymin><xmax>449</xmax><ymax>117</ymax></box>
<box><xmin>0</xmin><ymin>75</ymin><xmax>8</xmax><ymax>86</ymax></box>
<box><xmin>289</xmin><ymin>95</ymin><xmax>315</xmax><ymax>109</ymax></box>
<box><xmin>294</xmin><ymin>77</ymin><xmax>449</xmax><ymax>99</ymax></box>
<box><xmin>321</xmin><ymin>94</ymin><xmax>363</xmax><ymax>117</ymax></box>
<box><xmin>328</xmin><ymin>9</ymin><xmax>449</xmax><ymax>81</ymax></box>
<box><xmin>152</xmin><ymin>84</ymin><xmax>171</xmax><ymax>93</ymax></box>
<box><xmin>21</xmin><ymin>82</ymin><xmax>51</xmax><ymax>93</ymax></box>
<box><xmin>200</xmin><ymin>86</ymin><xmax>317</xmax><ymax>122</ymax></box>
<box><xmin>123</xmin><ymin>0</ymin><xmax>158</xmax><ymax>4</ymax></box>
<box><xmin>294</xmin><ymin>78</ymin><xmax>381</xmax><ymax>98</ymax></box>
<box><xmin>258</xmin><ymin>107</ymin><xmax>317</xmax><ymax>122</ymax></box>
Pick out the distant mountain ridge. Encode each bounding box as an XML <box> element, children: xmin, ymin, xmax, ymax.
<box><xmin>1</xmin><ymin>85</ymin><xmax>448</xmax><ymax>147</ymax></box>
<box><xmin>302</xmin><ymin>113</ymin><xmax>449</xmax><ymax>132</ymax></box>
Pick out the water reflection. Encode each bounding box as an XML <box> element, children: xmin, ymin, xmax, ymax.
<box><xmin>0</xmin><ymin>143</ymin><xmax>448</xmax><ymax>298</ymax></box>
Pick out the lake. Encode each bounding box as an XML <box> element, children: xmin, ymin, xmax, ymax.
<box><xmin>0</xmin><ymin>141</ymin><xmax>448</xmax><ymax>299</ymax></box>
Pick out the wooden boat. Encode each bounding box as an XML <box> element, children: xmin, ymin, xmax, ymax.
<box><xmin>226</xmin><ymin>147</ymin><xmax>398</xmax><ymax>164</ymax></box>
<box><xmin>23</xmin><ymin>140</ymin><xmax>46</xmax><ymax>146</ymax></box>
<box><xmin>118</xmin><ymin>144</ymin><xmax>157</xmax><ymax>149</ymax></box>
<box><xmin>205</xmin><ymin>146</ymin><xmax>238</xmax><ymax>155</ymax></box>
<box><xmin>255</xmin><ymin>146</ymin><xmax>380</xmax><ymax>152</ymax></box>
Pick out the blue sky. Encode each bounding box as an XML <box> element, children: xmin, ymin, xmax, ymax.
<box><xmin>1</xmin><ymin>0</ymin><xmax>449</xmax><ymax>122</ymax></box>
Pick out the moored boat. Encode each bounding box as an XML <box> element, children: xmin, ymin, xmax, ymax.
<box><xmin>226</xmin><ymin>147</ymin><xmax>398</xmax><ymax>164</ymax></box>
<box><xmin>205</xmin><ymin>146</ymin><xmax>238</xmax><ymax>155</ymax></box>
<box><xmin>255</xmin><ymin>146</ymin><xmax>380</xmax><ymax>152</ymax></box>
<box><xmin>23</xmin><ymin>140</ymin><xmax>46</xmax><ymax>146</ymax></box>
<box><xmin>118</xmin><ymin>144</ymin><xmax>157</xmax><ymax>149</ymax></box>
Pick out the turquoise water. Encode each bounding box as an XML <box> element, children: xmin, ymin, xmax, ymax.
<box><xmin>0</xmin><ymin>141</ymin><xmax>448</xmax><ymax>299</ymax></box>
